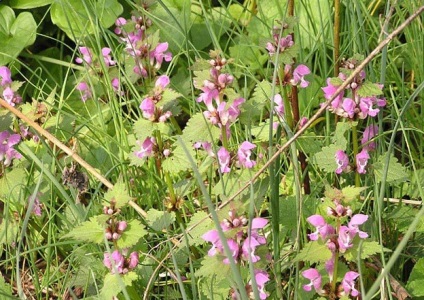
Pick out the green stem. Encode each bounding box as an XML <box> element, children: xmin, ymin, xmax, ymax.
<box><xmin>164</xmin><ymin>171</ymin><xmax>177</xmax><ymax>204</ymax></box>
<box><xmin>282</xmin><ymin>86</ymin><xmax>294</xmax><ymax>130</ymax></box>
<box><xmin>333</xmin><ymin>0</ymin><xmax>341</xmax><ymax>76</ymax></box>
<box><xmin>221</xmin><ymin>125</ymin><xmax>229</xmax><ymax>149</ymax></box>
<box><xmin>331</xmin><ymin>219</ymin><xmax>341</xmax><ymax>294</ymax></box>
<box><xmin>352</xmin><ymin>123</ymin><xmax>360</xmax><ymax>187</ymax></box>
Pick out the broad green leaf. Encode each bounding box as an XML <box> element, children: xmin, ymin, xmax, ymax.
<box><xmin>329</xmin><ymin>77</ymin><xmax>343</xmax><ymax>86</ymax></box>
<box><xmin>195</xmin><ymin>255</ymin><xmax>231</xmax><ymax>279</ymax></box>
<box><xmin>0</xmin><ymin>168</ymin><xmax>26</xmax><ymax>206</ymax></box>
<box><xmin>181</xmin><ymin>112</ymin><xmax>220</xmax><ymax>144</ymax></box>
<box><xmin>313</xmin><ymin>144</ymin><xmax>340</xmax><ymax>173</ymax></box>
<box><xmin>146</xmin><ymin>209</ymin><xmax>175</xmax><ymax>232</ymax></box>
<box><xmin>61</xmin><ymin>217</ymin><xmax>104</xmax><ymax>243</ymax></box>
<box><xmin>374</xmin><ymin>152</ymin><xmax>408</xmax><ymax>184</ymax></box>
<box><xmin>103</xmin><ymin>182</ymin><xmax>132</xmax><ymax>209</ymax></box>
<box><xmin>294</xmin><ymin>241</ymin><xmax>332</xmax><ymax>264</ymax></box>
<box><xmin>357</xmin><ymin>81</ymin><xmax>383</xmax><ymax>97</ymax></box>
<box><xmin>162</xmin><ymin>141</ymin><xmax>196</xmax><ymax>173</ymax></box>
<box><xmin>344</xmin><ymin>240</ymin><xmax>387</xmax><ymax>262</ymax></box>
<box><xmin>240</xmin><ymin>80</ymin><xmax>273</xmax><ymax>125</ymax></box>
<box><xmin>0</xmin><ymin>274</ymin><xmax>13</xmax><ymax>296</ymax></box>
<box><xmin>341</xmin><ymin>186</ymin><xmax>367</xmax><ymax>202</ymax></box>
<box><xmin>0</xmin><ymin>219</ymin><xmax>19</xmax><ymax>246</ymax></box>
<box><xmin>50</xmin><ymin>0</ymin><xmax>123</xmax><ymax>40</ymax></box>
<box><xmin>279</xmin><ymin>196</ymin><xmax>297</xmax><ymax>229</ymax></box>
<box><xmin>100</xmin><ymin>271</ymin><xmax>137</xmax><ymax>299</ymax></box>
<box><xmin>296</xmin><ymin>133</ymin><xmax>323</xmax><ymax>156</ymax></box>
<box><xmin>0</xmin><ymin>5</ymin><xmax>37</xmax><ymax>65</ymax></box>
<box><xmin>133</xmin><ymin>118</ymin><xmax>173</xmax><ymax>143</ymax></box>
<box><xmin>184</xmin><ymin>211</ymin><xmax>213</xmax><ymax>246</ymax></box>
<box><xmin>332</xmin><ymin>122</ymin><xmax>350</xmax><ymax>149</ymax></box>
<box><xmin>9</xmin><ymin>0</ymin><xmax>53</xmax><ymax>9</ymax></box>
<box><xmin>407</xmin><ymin>258</ymin><xmax>424</xmax><ymax>297</ymax></box>
<box><xmin>251</xmin><ymin>120</ymin><xmax>272</xmax><ymax>142</ymax></box>
<box><xmin>117</xmin><ymin>219</ymin><xmax>146</xmax><ymax>248</ymax></box>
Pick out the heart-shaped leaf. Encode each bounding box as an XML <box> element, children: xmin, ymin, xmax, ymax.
<box><xmin>0</xmin><ymin>5</ymin><xmax>37</xmax><ymax>65</ymax></box>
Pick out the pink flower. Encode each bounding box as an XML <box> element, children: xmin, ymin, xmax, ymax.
<box><xmin>101</xmin><ymin>47</ymin><xmax>115</xmax><ymax>67</ymax></box>
<box><xmin>135</xmin><ymin>137</ymin><xmax>156</xmax><ymax>159</ymax></box>
<box><xmin>273</xmin><ymin>94</ymin><xmax>285</xmax><ymax>117</ymax></box>
<box><xmin>338</xmin><ymin>226</ymin><xmax>356</xmax><ymax>252</ymax></box>
<box><xmin>306</xmin><ymin>215</ymin><xmax>335</xmax><ymax>241</ymax></box>
<box><xmin>291</xmin><ymin>65</ymin><xmax>310</xmax><ymax>88</ymax></box>
<box><xmin>29</xmin><ymin>194</ymin><xmax>42</xmax><ymax>217</ymax></box>
<box><xmin>2</xmin><ymin>87</ymin><xmax>15</xmax><ymax>104</ymax></box>
<box><xmin>0</xmin><ymin>131</ymin><xmax>22</xmax><ymax>166</ymax></box>
<box><xmin>103</xmin><ymin>250</ymin><xmax>125</xmax><ymax>274</ymax></box>
<box><xmin>202</xmin><ymin>229</ymin><xmax>222</xmax><ymax>257</ymax></box>
<box><xmin>342</xmin><ymin>98</ymin><xmax>356</xmax><ymax>118</ymax></box>
<box><xmin>111</xmin><ymin>77</ymin><xmax>120</xmax><ymax>92</ymax></box>
<box><xmin>75</xmin><ymin>47</ymin><xmax>92</xmax><ymax>65</ymax></box>
<box><xmin>155</xmin><ymin>75</ymin><xmax>170</xmax><ymax>89</ymax></box>
<box><xmin>217</xmin><ymin>147</ymin><xmax>231</xmax><ymax>173</ymax></box>
<box><xmin>237</xmin><ymin>141</ymin><xmax>256</xmax><ymax>168</ymax></box>
<box><xmin>335</xmin><ymin>150</ymin><xmax>349</xmax><ymax>174</ymax></box>
<box><xmin>150</xmin><ymin>42</ymin><xmax>172</xmax><ymax>69</ymax></box>
<box><xmin>140</xmin><ymin>97</ymin><xmax>156</xmax><ymax>119</ymax></box>
<box><xmin>356</xmin><ymin>149</ymin><xmax>370</xmax><ymax>174</ymax></box>
<box><xmin>252</xmin><ymin>270</ymin><xmax>270</xmax><ymax>299</ymax></box>
<box><xmin>322</xmin><ymin>78</ymin><xmax>344</xmax><ymax>108</ymax></box>
<box><xmin>0</xmin><ymin>66</ymin><xmax>12</xmax><ymax>85</ymax></box>
<box><xmin>361</xmin><ymin>124</ymin><xmax>378</xmax><ymax>151</ymax></box>
<box><xmin>222</xmin><ymin>239</ymin><xmax>239</xmax><ymax>264</ymax></box>
<box><xmin>302</xmin><ymin>268</ymin><xmax>322</xmax><ymax>293</ymax></box>
<box><xmin>76</xmin><ymin>82</ymin><xmax>92</xmax><ymax>102</ymax></box>
<box><xmin>348</xmin><ymin>214</ymin><xmax>369</xmax><ymax>238</ymax></box>
<box><xmin>128</xmin><ymin>251</ymin><xmax>139</xmax><ymax>269</ymax></box>
<box><xmin>342</xmin><ymin>271</ymin><xmax>360</xmax><ymax>297</ymax></box>
<box><xmin>114</xmin><ymin>17</ymin><xmax>127</xmax><ymax>35</ymax></box>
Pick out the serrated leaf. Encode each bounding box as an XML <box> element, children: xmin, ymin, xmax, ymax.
<box><xmin>61</xmin><ymin>217</ymin><xmax>104</xmax><ymax>243</ymax></box>
<box><xmin>184</xmin><ymin>211</ymin><xmax>213</xmax><ymax>246</ymax></box>
<box><xmin>161</xmin><ymin>89</ymin><xmax>182</xmax><ymax>106</ymax></box>
<box><xmin>407</xmin><ymin>258</ymin><xmax>424</xmax><ymax>297</ymax></box>
<box><xmin>251</xmin><ymin>120</ymin><xmax>272</xmax><ymax>142</ymax></box>
<box><xmin>117</xmin><ymin>219</ymin><xmax>146</xmax><ymax>248</ymax></box>
<box><xmin>146</xmin><ymin>209</ymin><xmax>175</xmax><ymax>232</ymax></box>
<box><xmin>195</xmin><ymin>255</ymin><xmax>231</xmax><ymax>279</ymax></box>
<box><xmin>181</xmin><ymin>112</ymin><xmax>221</xmax><ymax>144</ymax></box>
<box><xmin>279</xmin><ymin>196</ymin><xmax>297</xmax><ymax>229</ymax></box>
<box><xmin>329</xmin><ymin>77</ymin><xmax>343</xmax><ymax>86</ymax></box>
<box><xmin>100</xmin><ymin>271</ymin><xmax>137</xmax><ymax>299</ymax></box>
<box><xmin>240</xmin><ymin>80</ymin><xmax>272</xmax><ymax>125</ymax></box>
<box><xmin>344</xmin><ymin>240</ymin><xmax>387</xmax><ymax>261</ymax></box>
<box><xmin>357</xmin><ymin>81</ymin><xmax>383</xmax><ymax>97</ymax></box>
<box><xmin>313</xmin><ymin>145</ymin><xmax>340</xmax><ymax>173</ymax></box>
<box><xmin>0</xmin><ymin>274</ymin><xmax>13</xmax><ymax>296</ymax></box>
<box><xmin>162</xmin><ymin>141</ymin><xmax>196</xmax><ymax>173</ymax></box>
<box><xmin>103</xmin><ymin>182</ymin><xmax>132</xmax><ymax>208</ymax></box>
<box><xmin>296</xmin><ymin>133</ymin><xmax>323</xmax><ymax>156</ymax></box>
<box><xmin>374</xmin><ymin>152</ymin><xmax>408</xmax><ymax>184</ymax></box>
<box><xmin>332</xmin><ymin>122</ymin><xmax>350</xmax><ymax>149</ymax></box>
<box><xmin>341</xmin><ymin>186</ymin><xmax>367</xmax><ymax>202</ymax></box>
<box><xmin>294</xmin><ymin>241</ymin><xmax>332</xmax><ymax>264</ymax></box>
<box><xmin>133</xmin><ymin>118</ymin><xmax>173</xmax><ymax>143</ymax></box>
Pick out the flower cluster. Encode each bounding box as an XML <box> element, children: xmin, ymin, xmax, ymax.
<box><xmin>103</xmin><ymin>198</ymin><xmax>129</xmax><ymax>242</ymax></box>
<box><xmin>139</xmin><ymin>75</ymin><xmax>173</xmax><ymax>122</ymax></box>
<box><xmin>0</xmin><ymin>66</ymin><xmax>22</xmax><ymax>106</ymax></box>
<box><xmin>103</xmin><ymin>249</ymin><xmax>139</xmax><ymax>274</ymax></box>
<box><xmin>114</xmin><ymin>14</ymin><xmax>171</xmax><ymax>78</ymax></box>
<box><xmin>0</xmin><ymin>131</ymin><xmax>22</xmax><ymax>168</ymax></box>
<box><xmin>302</xmin><ymin>194</ymin><xmax>368</xmax><ymax>297</ymax></box>
<box><xmin>202</xmin><ymin>210</ymin><xmax>269</xmax><ymax>299</ymax></box>
<box><xmin>322</xmin><ymin>57</ymin><xmax>386</xmax><ymax>120</ymax></box>
<box><xmin>335</xmin><ymin>124</ymin><xmax>379</xmax><ymax>174</ymax></box>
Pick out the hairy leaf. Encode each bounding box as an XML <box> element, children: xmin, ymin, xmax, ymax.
<box><xmin>61</xmin><ymin>217</ymin><xmax>104</xmax><ymax>244</ymax></box>
<box><xmin>294</xmin><ymin>241</ymin><xmax>332</xmax><ymax>264</ymax></box>
<box><xmin>313</xmin><ymin>144</ymin><xmax>340</xmax><ymax>173</ymax></box>
<box><xmin>357</xmin><ymin>82</ymin><xmax>383</xmax><ymax>97</ymax></box>
<box><xmin>146</xmin><ymin>209</ymin><xmax>176</xmax><ymax>232</ymax></box>
<box><xmin>117</xmin><ymin>219</ymin><xmax>147</xmax><ymax>248</ymax></box>
<box><xmin>374</xmin><ymin>153</ymin><xmax>408</xmax><ymax>184</ymax></box>
<box><xmin>184</xmin><ymin>211</ymin><xmax>213</xmax><ymax>246</ymax></box>
<box><xmin>103</xmin><ymin>182</ymin><xmax>132</xmax><ymax>209</ymax></box>
<box><xmin>181</xmin><ymin>113</ymin><xmax>220</xmax><ymax>144</ymax></box>
<box><xmin>100</xmin><ymin>272</ymin><xmax>137</xmax><ymax>299</ymax></box>
<box><xmin>344</xmin><ymin>240</ymin><xmax>387</xmax><ymax>261</ymax></box>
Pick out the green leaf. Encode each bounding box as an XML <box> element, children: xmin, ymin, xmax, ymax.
<box><xmin>146</xmin><ymin>209</ymin><xmax>175</xmax><ymax>232</ymax></box>
<box><xmin>313</xmin><ymin>144</ymin><xmax>340</xmax><ymax>173</ymax></box>
<box><xmin>374</xmin><ymin>152</ymin><xmax>408</xmax><ymax>184</ymax></box>
<box><xmin>279</xmin><ymin>196</ymin><xmax>298</xmax><ymax>230</ymax></box>
<box><xmin>195</xmin><ymin>255</ymin><xmax>231</xmax><ymax>279</ymax></box>
<box><xmin>162</xmin><ymin>141</ymin><xmax>196</xmax><ymax>173</ymax></box>
<box><xmin>0</xmin><ymin>274</ymin><xmax>13</xmax><ymax>296</ymax></box>
<box><xmin>344</xmin><ymin>240</ymin><xmax>387</xmax><ymax>262</ymax></box>
<box><xmin>0</xmin><ymin>219</ymin><xmax>19</xmax><ymax>246</ymax></box>
<box><xmin>407</xmin><ymin>258</ymin><xmax>424</xmax><ymax>297</ymax></box>
<box><xmin>181</xmin><ymin>112</ymin><xmax>221</xmax><ymax>144</ymax></box>
<box><xmin>0</xmin><ymin>168</ymin><xmax>26</xmax><ymax>206</ymax></box>
<box><xmin>50</xmin><ymin>0</ymin><xmax>123</xmax><ymax>40</ymax></box>
<box><xmin>61</xmin><ymin>217</ymin><xmax>104</xmax><ymax>243</ymax></box>
<box><xmin>133</xmin><ymin>118</ymin><xmax>173</xmax><ymax>143</ymax></box>
<box><xmin>9</xmin><ymin>0</ymin><xmax>53</xmax><ymax>9</ymax></box>
<box><xmin>117</xmin><ymin>219</ymin><xmax>147</xmax><ymax>248</ymax></box>
<box><xmin>103</xmin><ymin>182</ymin><xmax>132</xmax><ymax>209</ymax></box>
<box><xmin>294</xmin><ymin>241</ymin><xmax>332</xmax><ymax>264</ymax></box>
<box><xmin>341</xmin><ymin>186</ymin><xmax>367</xmax><ymax>202</ymax></box>
<box><xmin>0</xmin><ymin>5</ymin><xmax>37</xmax><ymax>65</ymax></box>
<box><xmin>296</xmin><ymin>133</ymin><xmax>323</xmax><ymax>156</ymax></box>
<box><xmin>100</xmin><ymin>271</ymin><xmax>138</xmax><ymax>299</ymax></box>
<box><xmin>240</xmin><ymin>80</ymin><xmax>272</xmax><ymax>125</ymax></box>
<box><xmin>332</xmin><ymin>122</ymin><xmax>350</xmax><ymax>149</ymax></box>
<box><xmin>184</xmin><ymin>211</ymin><xmax>213</xmax><ymax>246</ymax></box>
<box><xmin>357</xmin><ymin>81</ymin><xmax>383</xmax><ymax>97</ymax></box>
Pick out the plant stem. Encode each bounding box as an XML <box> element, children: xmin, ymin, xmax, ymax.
<box><xmin>352</xmin><ymin>123</ymin><xmax>360</xmax><ymax>187</ymax></box>
<box><xmin>334</xmin><ymin>0</ymin><xmax>341</xmax><ymax>76</ymax></box>
<box><xmin>221</xmin><ymin>125</ymin><xmax>229</xmax><ymax>149</ymax></box>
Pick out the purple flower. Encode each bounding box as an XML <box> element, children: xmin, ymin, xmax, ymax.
<box><xmin>2</xmin><ymin>87</ymin><xmax>15</xmax><ymax>104</ymax></box>
<box><xmin>140</xmin><ymin>97</ymin><xmax>156</xmax><ymax>119</ymax></box>
<box><xmin>342</xmin><ymin>98</ymin><xmax>356</xmax><ymax>118</ymax></box>
<box><xmin>237</xmin><ymin>141</ymin><xmax>256</xmax><ymax>168</ymax></box>
<box><xmin>128</xmin><ymin>251</ymin><xmax>139</xmax><ymax>269</ymax></box>
<box><xmin>101</xmin><ymin>47</ymin><xmax>116</xmax><ymax>67</ymax></box>
<box><xmin>202</xmin><ymin>229</ymin><xmax>221</xmax><ymax>256</ymax></box>
<box><xmin>356</xmin><ymin>149</ymin><xmax>370</xmax><ymax>174</ymax></box>
<box><xmin>306</xmin><ymin>215</ymin><xmax>335</xmax><ymax>241</ymax></box>
<box><xmin>348</xmin><ymin>214</ymin><xmax>369</xmax><ymax>238</ymax></box>
<box><xmin>241</xmin><ymin>232</ymin><xmax>266</xmax><ymax>262</ymax></box>
<box><xmin>338</xmin><ymin>226</ymin><xmax>356</xmax><ymax>252</ymax></box>
<box><xmin>0</xmin><ymin>66</ymin><xmax>12</xmax><ymax>85</ymax></box>
<box><xmin>361</xmin><ymin>124</ymin><xmax>378</xmax><ymax>151</ymax></box>
<box><xmin>0</xmin><ymin>131</ymin><xmax>22</xmax><ymax>166</ymax></box>
<box><xmin>114</xmin><ymin>17</ymin><xmax>127</xmax><ymax>35</ymax></box>
<box><xmin>111</xmin><ymin>77</ymin><xmax>120</xmax><ymax>92</ymax></box>
<box><xmin>322</xmin><ymin>78</ymin><xmax>344</xmax><ymax>107</ymax></box>
<box><xmin>252</xmin><ymin>270</ymin><xmax>270</xmax><ymax>299</ymax></box>
<box><xmin>222</xmin><ymin>239</ymin><xmax>239</xmax><ymax>264</ymax></box>
<box><xmin>76</xmin><ymin>82</ymin><xmax>92</xmax><ymax>102</ymax></box>
<box><xmin>217</xmin><ymin>147</ymin><xmax>231</xmax><ymax>173</ymax></box>
<box><xmin>29</xmin><ymin>194</ymin><xmax>42</xmax><ymax>217</ymax></box>
<box><xmin>135</xmin><ymin>137</ymin><xmax>156</xmax><ymax>159</ymax></box>
<box><xmin>75</xmin><ymin>47</ymin><xmax>92</xmax><ymax>65</ymax></box>
<box><xmin>103</xmin><ymin>250</ymin><xmax>125</xmax><ymax>274</ymax></box>
<box><xmin>291</xmin><ymin>65</ymin><xmax>311</xmax><ymax>88</ymax></box>
<box><xmin>335</xmin><ymin>150</ymin><xmax>349</xmax><ymax>174</ymax></box>
<box><xmin>302</xmin><ymin>268</ymin><xmax>322</xmax><ymax>293</ymax></box>
<box><xmin>273</xmin><ymin>94</ymin><xmax>285</xmax><ymax>117</ymax></box>
<box><xmin>150</xmin><ymin>42</ymin><xmax>172</xmax><ymax>69</ymax></box>
<box><xmin>155</xmin><ymin>75</ymin><xmax>170</xmax><ymax>89</ymax></box>
<box><xmin>216</xmin><ymin>98</ymin><xmax>245</xmax><ymax>126</ymax></box>
<box><xmin>342</xmin><ymin>271</ymin><xmax>360</xmax><ymax>297</ymax></box>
